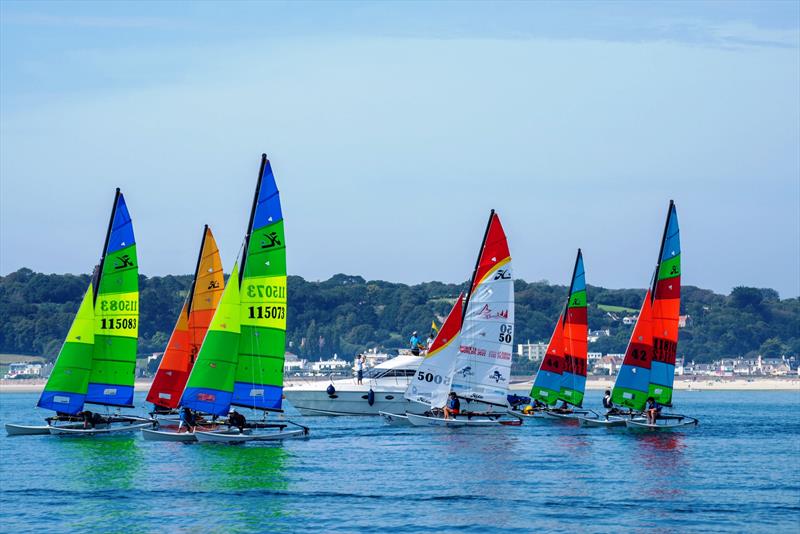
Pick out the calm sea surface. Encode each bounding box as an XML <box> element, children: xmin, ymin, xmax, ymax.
<box><xmin>1</xmin><ymin>390</ymin><xmax>798</xmax><ymax>533</ymax></box>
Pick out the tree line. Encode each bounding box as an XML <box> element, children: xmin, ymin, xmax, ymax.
<box><xmin>1</xmin><ymin>268</ymin><xmax>797</xmax><ymax>364</ymax></box>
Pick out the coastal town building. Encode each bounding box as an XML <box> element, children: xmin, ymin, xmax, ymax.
<box><xmin>3</xmin><ymin>362</ymin><xmax>43</xmax><ymax>379</ymax></box>
<box><xmin>517</xmin><ymin>342</ymin><xmax>548</xmax><ymax>362</ymax></box>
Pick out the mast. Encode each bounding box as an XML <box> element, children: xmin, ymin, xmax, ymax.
<box><xmin>185</xmin><ymin>224</ymin><xmax>209</xmax><ymax>316</ymax></box>
<box><xmin>561</xmin><ymin>248</ymin><xmax>582</xmax><ymax>327</ymax></box>
<box><xmin>93</xmin><ymin>188</ymin><xmax>120</xmax><ymax>305</ymax></box>
<box><xmin>462</xmin><ymin>209</ymin><xmax>495</xmax><ymax>313</ymax></box>
<box><xmin>239</xmin><ymin>153</ymin><xmax>268</xmax><ymax>287</ymax></box>
<box><xmin>650</xmin><ymin>199</ymin><xmax>674</xmax><ymax>302</ymax></box>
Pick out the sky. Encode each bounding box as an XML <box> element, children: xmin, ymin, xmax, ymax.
<box><xmin>1</xmin><ymin>1</ymin><xmax>799</xmax><ymax>297</ymax></box>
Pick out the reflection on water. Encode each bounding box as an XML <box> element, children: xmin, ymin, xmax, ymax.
<box><xmin>632</xmin><ymin>433</ymin><xmax>688</xmax><ymax>504</ymax></box>
<box><xmin>58</xmin><ymin>436</ymin><xmax>143</xmax><ymax>491</ymax></box>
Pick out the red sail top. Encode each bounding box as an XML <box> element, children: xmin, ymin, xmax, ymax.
<box><xmin>470</xmin><ymin>212</ymin><xmax>511</xmax><ymax>292</ymax></box>
<box><xmin>427</xmin><ymin>293</ymin><xmax>464</xmax><ymax>356</ymax></box>
<box><xmin>621</xmin><ymin>289</ymin><xmax>654</xmax><ymax>371</ymax></box>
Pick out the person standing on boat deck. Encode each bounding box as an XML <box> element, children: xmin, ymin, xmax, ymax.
<box><xmin>645</xmin><ymin>397</ymin><xmax>661</xmax><ymax>424</ymax></box>
<box><xmin>425</xmin><ymin>334</ymin><xmax>434</xmax><ymax>352</ymax></box>
<box><xmin>410</xmin><ymin>331</ymin><xmax>423</xmax><ymax>356</ymax></box>
<box><xmin>602</xmin><ymin>390</ymin><xmax>619</xmax><ymax>414</ymax></box>
<box><xmin>355</xmin><ymin>354</ymin><xmax>365</xmax><ymax>385</ymax></box>
<box><xmin>443</xmin><ymin>392</ymin><xmax>460</xmax><ymax>419</ymax></box>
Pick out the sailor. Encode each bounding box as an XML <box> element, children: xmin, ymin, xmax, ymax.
<box><xmin>178</xmin><ymin>406</ymin><xmax>195</xmax><ymax>432</ymax></box>
<box><xmin>355</xmin><ymin>354</ymin><xmax>365</xmax><ymax>385</ymax></box>
<box><xmin>80</xmin><ymin>410</ymin><xmax>94</xmax><ymax>429</ymax></box>
<box><xmin>555</xmin><ymin>400</ymin><xmax>571</xmax><ymax>413</ymax></box>
<box><xmin>409</xmin><ymin>331</ymin><xmax>423</xmax><ymax>356</ymax></box>
<box><xmin>533</xmin><ymin>399</ymin><xmax>547</xmax><ymax>410</ymax></box>
<box><xmin>425</xmin><ymin>333</ymin><xmax>434</xmax><ymax>351</ymax></box>
<box><xmin>229</xmin><ymin>410</ymin><xmax>246</xmax><ymax>432</ymax></box>
<box><xmin>443</xmin><ymin>392</ymin><xmax>460</xmax><ymax>420</ymax></box>
<box><xmin>645</xmin><ymin>397</ymin><xmax>661</xmax><ymax>424</ymax></box>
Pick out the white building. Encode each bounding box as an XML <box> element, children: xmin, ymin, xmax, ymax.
<box><xmin>284</xmin><ymin>352</ymin><xmax>308</xmax><ymax>375</ymax></box>
<box><xmin>311</xmin><ymin>354</ymin><xmax>352</xmax><ymax>375</ymax></box>
<box><xmin>517</xmin><ymin>342</ymin><xmax>548</xmax><ymax>362</ymax></box>
<box><xmin>3</xmin><ymin>362</ymin><xmax>43</xmax><ymax>379</ymax></box>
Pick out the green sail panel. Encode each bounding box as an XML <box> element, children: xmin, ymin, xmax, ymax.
<box><xmin>232</xmin><ymin>156</ymin><xmax>286</xmax><ymax>411</ymax></box>
<box><xmin>180</xmin><ymin>264</ymin><xmax>242</xmax><ymax>416</ymax></box>
<box><xmin>37</xmin><ymin>284</ymin><xmax>95</xmax><ymax>414</ymax></box>
<box><xmin>87</xmin><ymin>190</ymin><xmax>139</xmax><ymax>407</ymax></box>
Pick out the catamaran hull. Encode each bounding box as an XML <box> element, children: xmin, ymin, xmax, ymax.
<box><xmin>542</xmin><ymin>410</ymin><xmax>595</xmax><ymax>422</ymax></box>
<box><xmin>625</xmin><ymin>416</ymin><xmax>699</xmax><ymax>431</ymax></box>
<box><xmin>577</xmin><ymin>416</ymin><xmax>628</xmax><ymax>427</ymax></box>
<box><xmin>141</xmin><ymin>428</ymin><xmax>199</xmax><ymax>442</ymax></box>
<box><xmin>379</xmin><ymin>411</ymin><xmax>412</xmax><ymax>426</ymax></box>
<box><xmin>406</xmin><ymin>413</ymin><xmax>510</xmax><ymax>427</ymax></box>
<box><xmin>5</xmin><ymin>423</ymin><xmax>83</xmax><ymax>436</ymax></box>
<box><xmin>48</xmin><ymin>420</ymin><xmax>154</xmax><ymax>436</ymax></box>
<box><xmin>194</xmin><ymin>428</ymin><xmax>308</xmax><ymax>443</ymax></box>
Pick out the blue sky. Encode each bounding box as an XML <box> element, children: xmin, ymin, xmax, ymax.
<box><xmin>1</xmin><ymin>1</ymin><xmax>798</xmax><ymax>297</ymax></box>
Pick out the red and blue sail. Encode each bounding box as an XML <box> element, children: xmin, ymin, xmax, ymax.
<box><xmin>558</xmin><ymin>250</ymin><xmax>588</xmax><ymax>407</ymax></box>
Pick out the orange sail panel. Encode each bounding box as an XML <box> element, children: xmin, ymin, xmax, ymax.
<box><xmin>147</xmin><ymin>226</ymin><xmax>225</xmax><ymax>409</ymax></box>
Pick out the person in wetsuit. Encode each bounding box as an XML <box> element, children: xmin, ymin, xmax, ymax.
<box><xmin>229</xmin><ymin>410</ymin><xmax>246</xmax><ymax>432</ymax></box>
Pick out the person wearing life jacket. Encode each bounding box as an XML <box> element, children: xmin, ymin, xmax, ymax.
<box><xmin>178</xmin><ymin>406</ymin><xmax>196</xmax><ymax>432</ymax></box>
<box><xmin>645</xmin><ymin>397</ymin><xmax>662</xmax><ymax>424</ymax></box>
<box><xmin>602</xmin><ymin>389</ymin><xmax>620</xmax><ymax>415</ymax></box>
<box><xmin>229</xmin><ymin>410</ymin><xmax>246</xmax><ymax>432</ymax></box>
<box><xmin>409</xmin><ymin>331</ymin><xmax>423</xmax><ymax>356</ymax></box>
<box><xmin>443</xmin><ymin>392</ymin><xmax>460</xmax><ymax>419</ymax></box>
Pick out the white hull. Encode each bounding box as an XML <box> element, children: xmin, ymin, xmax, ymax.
<box><xmin>49</xmin><ymin>420</ymin><xmax>154</xmax><ymax>436</ymax></box>
<box><xmin>5</xmin><ymin>423</ymin><xmax>82</xmax><ymax>436</ymax></box>
<box><xmin>194</xmin><ymin>428</ymin><xmax>308</xmax><ymax>443</ymax></box>
<box><xmin>141</xmin><ymin>428</ymin><xmax>199</xmax><ymax>442</ymax></box>
<box><xmin>406</xmin><ymin>413</ymin><xmax>516</xmax><ymax>427</ymax></box>
<box><xmin>626</xmin><ymin>415</ymin><xmax>699</xmax><ymax>431</ymax></box>
<box><xmin>285</xmin><ymin>388</ymin><xmax>413</xmax><ymax>416</ymax></box>
<box><xmin>542</xmin><ymin>409</ymin><xmax>595</xmax><ymax>422</ymax></box>
<box><xmin>379</xmin><ymin>412</ymin><xmax>412</xmax><ymax>426</ymax></box>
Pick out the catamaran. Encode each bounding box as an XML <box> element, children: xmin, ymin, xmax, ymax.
<box><xmin>141</xmin><ymin>226</ymin><xmax>225</xmax><ymax>441</ymax></box>
<box><xmin>6</xmin><ymin>189</ymin><xmax>154</xmax><ymax>436</ymax></box>
<box><xmin>577</xmin><ymin>201</ymin><xmax>697</xmax><ymax>430</ymax></box>
<box><xmin>515</xmin><ymin>250</ymin><xmax>592</xmax><ymax>422</ymax></box>
<box><xmin>404</xmin><ymin>210</ymin><xmax>522</xmax><ymax>427</ymax></box>
<box><xmin>178</xmin><ymin>154</ymin><xmax>309</xmax><ymax>443</ymax></box>
<box><xmin>379</xmin><ymin>293</ymin><xmax>465</xmax><ymax>425</ymax></box>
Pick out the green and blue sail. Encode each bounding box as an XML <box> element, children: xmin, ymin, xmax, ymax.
<box><xmin>38</xmin><ymin>190</ymin><xmax>138</xmax><ymax>413</ymax></box>
<box><xmin>181</xmin><ymin>155</ymin><xmax>287</xmax><ymax>416</ymax></box>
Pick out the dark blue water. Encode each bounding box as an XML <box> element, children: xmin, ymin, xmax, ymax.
<box><xmin>1</xmin><ymin>390</ymin><xmax>798</xmax><ymax>533</ymax></box>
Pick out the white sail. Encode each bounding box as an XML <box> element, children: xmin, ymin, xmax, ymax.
<box><xmin>404</xmin><ymin>294</ymin><xmax>465</xmax><ymax>408</ymax></box>
<box><xmin>451</xmin><ymin>212</ymin><xmax>514</xmax><ymax>407</ymax></box>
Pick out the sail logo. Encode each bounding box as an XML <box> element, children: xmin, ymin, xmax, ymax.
<box><xmin>261</xmin><ymin>231</ymin><xmax>282</xmax><ymax>249</ymax></box>
<box><xmin>208</xmin><ymin>280</ymin><xmax>220</xmax><ymax>289</ymax></box>
<box><xmin>456</xmin><ymin>366</ymin><xmax>474</xmax><ymax>378</ymax></box>
<box><xmin>114</xmin><ymin>255</ymin><xmax>134</xmax><ymax>269</ymax></box>
<box><xmin>478</xmin><ymin>304</ymin><xmax>509</xmax><ymax>320</ymax></box>
<box><xmin>489</xmin><ymin>370</ymin><xmax>506</xmax><ymax>383</ymax></box>
<box><xmin>493</xmin><ymin>269</ymin><xmax>511</xmax><ymax>280</ymax></box>
<box><xmin>198</xmin><ymin>393</ymin><xmax>216</xmax><ymax>402</ymax></box>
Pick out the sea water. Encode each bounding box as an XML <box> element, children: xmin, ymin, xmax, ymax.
<box><xmin>0</xmin><ymin>390</ymin><xmax>798</xmax><ymax>533</ymax></box>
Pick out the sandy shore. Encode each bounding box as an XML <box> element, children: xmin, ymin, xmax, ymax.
<box><xmin>2</xmin><ymin>377</ymin><xmax>799</xmax><ymax>394</ymax></box>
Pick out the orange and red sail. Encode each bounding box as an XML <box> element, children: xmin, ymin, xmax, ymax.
<box><xmin>146</xmin><ymin>226</ymin><xmax>224</xmax><ymax>409</ymax></box>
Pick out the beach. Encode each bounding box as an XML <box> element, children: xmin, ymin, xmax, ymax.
<box><xmin>2</xmin><ymin>376</ymin><xmax>798</xmax><ymax>394</ymax></box>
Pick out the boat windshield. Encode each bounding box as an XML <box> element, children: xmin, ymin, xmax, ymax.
<box><xmin>362</xmin><ymin>368</ymin><xmax>416</xmax><ymax>380</ymax></box>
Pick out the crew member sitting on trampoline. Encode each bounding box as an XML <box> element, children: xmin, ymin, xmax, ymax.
<box><xmin>443</xmin><ymin>392</ymin><xmax>460</xmax><ymax>420</ymax></box>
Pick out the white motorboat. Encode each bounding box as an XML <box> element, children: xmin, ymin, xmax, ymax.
<box><xmin>283</xmin><ymin>355</ymin><xmax>424</xmax><ymax>416</ymax></box>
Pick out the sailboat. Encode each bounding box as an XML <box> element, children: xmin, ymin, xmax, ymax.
<box><xmin>6</xmin><ymin>189</ymin><xmax>154</xmax><ymax>436</ymax></box>
<box><xmin>405</xmin><ymin>210</ymin><xmax>521</xmax><ymax>427</ymax></box>
<box><xmin>379</xmin><ymin>293</ymin><xmax>465</xmax><ymax>425</ymax></box>
<box><xmin>515</xmin><ymin>250</ymin><xmax>592</xmax><ymax>421</ymax></box>
<box><xmin>141</xmin><ymin>226</ymin><xmax>225</xmax><ymax>440</ymax></box>
<box><xmin>625</xmin><ymin>200</ymin><xmax>697</xmax><ymax>430</ymax></box>
<box><xmin>181</xmin><ymin>154</ymin><xmax>308</xmax><ymax>443</ymax></box>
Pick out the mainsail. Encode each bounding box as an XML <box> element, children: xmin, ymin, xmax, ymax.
<box><xmin>649</xmin><ymin>200</ymin><xmax>681</xmax><ymax>405</ymax></box>
<box><xmin>147</xmin><ymin>226</ymin><xmax>225</xmax><ymax>409</ymax></box>
<box><xmin>404</xmin><ymin>293</ymin><xmax>465</xmax><ymax>408</ymax></box>
<box><xmin>180</xmin><ymin>264</ymin><xmax>241</xmax><ymax>416</ymax></box>
<box><xmin>37</xmin><ymin>285</ymin><xmax>95</xmax><ymax>414</ymax></box>
<box><xmin>233</xmin><ymin>154</ymin><xmax>287</xmax><ymax>411</ymax></box>
<box><xmin>529</xmin><ymin>314</ymin><xmax>565</xmax><ymax>406</ymax></box>
<box><xmin>559</xmin><ymin>250</ymin><xmax>588</xmax><ymax>407</ymax></box>
<box><xmin>451</xmin><ymin>211</ymin><xmax>514</xmax><ymax>406</ymax></box>
<box><xmin>86</xmin><ymin>190</ymin><xmax>139</xmax><ymax>408</ymax></box>
<box><xmin>611</xmin><ymin>288</ymin><xmax>654</xmax><ymax>411</ymax></box>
